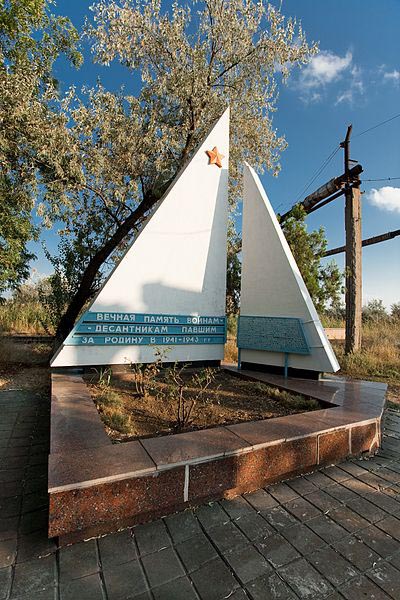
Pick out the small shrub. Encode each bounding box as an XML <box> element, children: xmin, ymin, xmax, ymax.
<box><xmin>96</xmin><ymin>388</ymin><xmax>122</xmax><ymax>408</ymax></box>
<box><xmin>130</xmin><ymin>347</ymin><xmax>169</xmax><ymax>397</ymax></box>
<box><xmin>162</xmin><ymin>364</ymin><xmax>217</xmax><ymax>432</ymax></box>
<box><xmin>103</xmin><ymin>409</ymin><xmax>132</xmax><ymax>433</ymax></box>
<box><xmin>93</xmin><ymin>366</ymin><xmax>113</xmax><ymax>389</ymax></box>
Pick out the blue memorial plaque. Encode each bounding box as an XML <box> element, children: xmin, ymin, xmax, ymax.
<box><xmin>66</xmin><ymin>312</ymin><xmax>226</xmax><ymax>346</ymax></box>
<box><xmin>83</xmin><ymin>312</ymin><xmax>225</xmax><ymax>325</ymax></box>
<box><xmin>67</xmin><ymin>335</ymin><xmax>224</xmax><ymax>346</ymax></box>
<box><xmin>237</xmin><ymin>315</ymin><xmax>310</xmax><ymax>355</ymax></box>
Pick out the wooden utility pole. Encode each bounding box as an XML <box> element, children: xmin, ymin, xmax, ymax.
<box><xmin>279</xmin><ymin>165</ymin><xmax>362</xmax><ymax>223</ymax></box>
<box><xmin>323</xmin><ymin>228</ymin><xmax>400</xmax><ymax>257</ymax></box>
<box><xmin>342</xmin><ymin>125</ymin><xmax>362</xmax><ymax>354</ymax></box>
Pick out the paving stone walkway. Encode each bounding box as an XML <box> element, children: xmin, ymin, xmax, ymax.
<box><xmin>1</xmin><ymin>387</ymin><xmax>400</xmax><ymax>599</ymax></box>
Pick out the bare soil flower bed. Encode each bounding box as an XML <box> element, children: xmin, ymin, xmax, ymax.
<box><xmin>85</xmin><ymin>367</ymin><xmax>322</xmax><ymax>442</ymax></box>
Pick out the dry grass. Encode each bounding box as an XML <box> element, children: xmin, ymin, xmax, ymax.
<box><xmin>333</xmin><ymin>321</ymin><xmax>400</xmax><ymax>383</ymax></box>
<box><xmin>0</xmin><ymin>302</ymin><xmax>51</xmax><ymax>334</ymax></box>
<box><xmin>0</xmin><ymin>338</ymin><xmax>53</xmax><ymax>366</ymax></box>
<box><xmin>224</xmin><ymin>337</ymin><xmax>238</xmax><ymax>363</ymax></box>
<box><xmin>332</xmin><ymin>320</ymin><xmax>400</xmax><ymax>406</ymax></box>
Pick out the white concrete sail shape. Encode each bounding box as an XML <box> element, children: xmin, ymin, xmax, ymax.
<box><xmin>239</xmin><ymin>163</ymin><xmax>339</xmax><ymax>373</ymax></box>
<box><xmin>51</xmin><ymin>108</ymin><xmax>230</xmax><ymax>367</ymax></box>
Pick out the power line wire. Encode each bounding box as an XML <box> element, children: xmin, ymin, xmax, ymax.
<box><xmin>277</xmin><ymin>111</ymin><xmax>400</xmax><ymax>214</ymax></box>
<box><xmin>363</xmin><ymin>177</ymin><xmax>400</xmax><ymax>182</ymax></box>
<box><xmin>277</xmin><ymin>145</ymin><xmax>340</xmax><ymax>214</ymax></box>
<box><xmin>353</xmin><ymin>112</ymin><xmax>400</xmax><ymax>139</ymax></box>
<box><xmin>295</xmin><ymin>146</ymin><xmax>340</xmax><ymax>202</ymax></box>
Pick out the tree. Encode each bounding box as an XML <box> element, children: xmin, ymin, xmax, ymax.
<box><xmin>0</xmin><ymin>0</ymin><xmax>81</xmax><ymax>293</ymax></box>
<box><xmin>280</xmin><ymin>204</ymin><xmax>343</xmax><ymax>313</ymax></box>
<box><xmin>391</xmin><ymin>302</ymin><xmax>400</xmax><ymax>321</ymax></box>
<box><xmin>32</xmin><ymin>0</ymin><xmax>317</xmax><ymax>344</ymax></box>
<box><xmin>226</xmin><ymin>220</ymin><xmax>241</xmax><ymax>315</ymax></box>
<box><xmin>362</xmin><ymin>299</ymin><xmax>387</xmax><ymax>323</ymax></box>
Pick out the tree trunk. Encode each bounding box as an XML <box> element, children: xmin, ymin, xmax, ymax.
<box><xmin>54</xmin><ymin>193</ymin><xmax>158</xmax><ymax>348</ymax></box>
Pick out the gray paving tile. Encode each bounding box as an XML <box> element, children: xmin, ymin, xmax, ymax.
<box><xmin>10</xmin><ymin>587</ymin><xmax>56</xmax><ymax>600</ymax></box>
<box><xmin>233</xmin><ymin>513</ymin><xmax>274</xmax><ymax>542</ymax></box>
<box><xmin>223</xmin><ymin>544</ymin><xmax>271</xmax><ymax>585</ymax></box>
<box><xmin>255</xmin><ymin>533</ymin><xmax>300</xmax><ymax>568</ymax></box>
<box><xmin>287</xmin><ymin>476</ymin><xmax>318</xmax><ymax>496</ymax></box>
<box><xmin>0</xmin><ymin>567</ymin><xmax>11</xmax><ymax>600</ymax></box>
<box><xmin>141</xmin><ymin>547</ymin><xmax>184</xmax><ymax>589</ymax></box>
<box><xmin>281</xmin><ymin>523</ymin><xmax>326</xmax><ymax>555</ymax></box>
<box><xmin>0</xmin><ymin>516</ymin><xmax>18</xmax><ymax>541</ymax></box>
<box><xmin>307</xmin><ymin>514</ymin><xmax>350</xmax><ymax>545</ymax></box>
<box><xmin>284</xmin><ymin>497</ymin><xmax>322</xmax><ymax>522</ymax></box>
<box><xmin>11</xmin><ymin>554</ymin><xmax>56</xmax><ymax>598</ymax></box>
<box><xmin>103</xmin><ymin>560</ymin><xmax>148</xmax><ymax>599</ymax></box>
<box><xmin>246</xmin><ymin>572</ymin><xmax>297</xmax><ymax>599</ymax></box>
<box><xmin>356</xmin><ymin>525</ymin><xmax>400</xmax><ymax>559</ymax></box>
<box><xmin>333</xmin><ymin>536</ymin><xmax>382</xmax><ymax>572</ymax></box>
<box><xmin>164</xmin><ymin>510</ymin><xmax>202</xmax><ymax>543</ymax></box>
<box><xmin>206</xmin><ymin>521</ymin><xmax>248</xmax><ymax>553</ymax></box>
<box><xmin>226</xmin><ymin>589</ymin><xmax>248</xmax><ymax>600</ymax></box>
<box><xmin>346</xmin><ymin>497</ymin><xmax>388</xmax><ymax>524</ymax></box>
<box><xmin>244</xmin><ymin>489</ymin><xmax>278</xmax><ymax>512</ymax></box>
<box><xmin>262</xmin><ymin>506</ymin><xmax>298</xmax><ymax>531</ymax></box>
<box><xmin>220</xmin><ymin>496</ymin><xmax>257</xmax><ymax>520</ymax></box>
<box><xmin>59</xmin><ymin>539</ymin><xmax>98</xmax><ymax>582</ymax></box>
<box><xmin>194</xmin><ymin>502</ymin><xmax>228</xmax><ymax>530</ymax></box>
<box><xmin>278</xmin><ymin>557</ymin><xmax>334</xmax><ymax>598</ymax></box>
<box><xmin>267</xmin><ymin>482</ymin><xmax>299</xmax><ymax>504</ymax></box>
<box><xmin>367</xmin><ymin>561</ymin><xmax>400</xmax><ymax>598</ymax></box>
<box><xmin>339</xmin><ymin>462</ymin><xmax>369</xmax><ymax>477</ymax></box>
<box><xmin>339</xmin><ymin>575</ymin><xmax>390</xmax><ymax>600</ymax></box>
<box><xmin>329</xmin><ymin>505</ymin><xmax>370</xmax><ymax>533</ymax></box>
<box><xmin>175</xmin><ymin>532</ymin><xmax>217</xmax><ymax>573</ymax></box>
<box><xmin>190</xmin><ymin>557</ymin><xmax>239</xmax><ymax>600</ymax></box>
<box><xmin>98</xmin><ymin>530</ymin><xmax>137</xmax><ymax>568</ymax></box>
<box><xmin>0</xmin><ymin>538</ymin><xmax>17</xmax><ymax>568</ymax></box>
<box><xmin>152</xmin><ymin>576</ymin><xmax>198</xmax><ymax>600</ymax></box>
<box><xmin>18</xmin><ymin>508</ymin><xmax>48</xmax><ymax>535</ymax></box>
<box><xmin>133</xmin><ymin>520</ymin><xmax>171</xmax><ymax>556</ymax></box>
<box><xmin>309</xmin><ymin>546</ymin><xmax>358</xmax><ymax>586</ymax></box>
<box><xmin>17</xmin><ymin>531</ymin><xmax>56</xmax><ymax>563</ymax></box>
<box><xmin>304</xmin><ymin>471</ymin><xmax>337</xmax><ymax>489</ymax></box>
<box><xmin>60</xmin><ymin>573</ymin><xmax>103</xmax><ymax>600</ymax></box>
<box><xmin>305</xmin><ymin>489</ymin><xmax>342</xmax><ymax>513</ymax></box>
<box><xmin>375</xmin><ymin>515</ymin><xmax>400</xmax><ymax>541</ymax></box>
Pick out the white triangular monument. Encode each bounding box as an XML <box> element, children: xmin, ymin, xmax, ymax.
<box><xmin>238</xmin><ymin>163</ymin><xmax>339</xmax><ymax>376</ymax></box>
<box><xmin>51</xmin><ymin>109</ymin><xmax>230</xmax><ymax>367</ymax></box>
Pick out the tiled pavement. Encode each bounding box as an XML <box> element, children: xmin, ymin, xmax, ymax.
<box><xmin>2</xmin><ymin>390</ymin><xmax>400</xmax><ymax>599</ymax></box>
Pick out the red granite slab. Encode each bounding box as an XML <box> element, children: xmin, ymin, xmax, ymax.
<box><xmin>224</xmin><ymin>367</ymin><xmax>341</xmax><ymax>405</ymax></box>
<box><xmin>48</xmin><ymin>369</ymin><xmax>387</xmax><ymax>540</ymax></box>
<box><xmin>351</xmin><ymin>422</ymin><xmax>380</xmax><ymax>455</ymax></box>
<box><xmin>50</xmin><ymin>373</ymin><xmax>110</xmax><ymax>454</ymax></box>
<box><xmin>141</xmin><ymin>426</ymin><xmax>250</xmax><ymax>469</ymax></box>
<box><xmin>48</xmin><ymin>441</ymin><xmax>156</xmax><ymax>492</ymax></box>
<box><xmin>318</xmin><ymin>429</ymin><xmax>350</xmax><ymax>464</ymax></box>
<box><xmin>49</xmin><ymin>467</ymin><xmax>185</xmax><ymax>537</ymax></box>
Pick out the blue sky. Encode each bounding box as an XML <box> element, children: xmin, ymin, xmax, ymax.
<box><xmin>31</xmin><ymin>0</ymin><xmax>400</xmax><ymax>308</ymax></box>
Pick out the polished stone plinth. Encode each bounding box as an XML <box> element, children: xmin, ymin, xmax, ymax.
<box><xmin>48</xmin><ymin>370</ymin><xmax>386</xmax><ymax>541</ymax></box>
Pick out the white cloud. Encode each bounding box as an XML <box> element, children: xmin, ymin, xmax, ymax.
<box><xmin>367</xmin><ymin>186</ymin><xmax>400</xmax><ymax>213</ymax></box>
<box><xmin>299</xmin><ymin>50</ymin><xmax>353</xmax><ymax>89</ymax></box>
<box><xmin>335</xmin><ymin>66</ymin><xmax>364</xmax><ymax>105</ymax></box>
<box><xmin>384</xmin><ymin>69</ymin><xmax>400</xmax><ymax>83</ymax></box>
<box><xmin>294</xmin><ymin>50</ymin><xmax>365</xmax><ymax>104</ymax></box>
